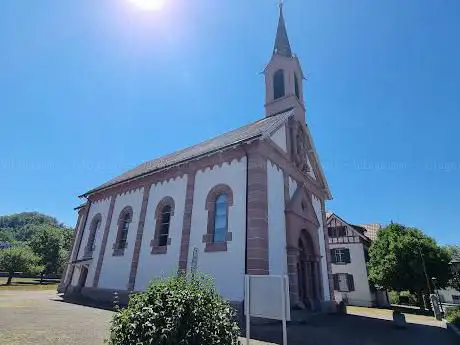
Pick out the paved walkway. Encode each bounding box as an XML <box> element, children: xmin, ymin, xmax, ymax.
<box><xmin>0</xmin><ymin>290</ymin><xmax>457</xmax><ymax>345</ymax></box>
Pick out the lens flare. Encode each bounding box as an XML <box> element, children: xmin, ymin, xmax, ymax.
<box><xmin>129</xmin><ymin>0</ymin><xmax>165</xmax><ymax>11</ymax></box>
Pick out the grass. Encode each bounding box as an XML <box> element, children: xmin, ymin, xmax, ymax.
<box><xmin>0</xmin><ymin>277</ymin><xmax>59</xmax><ymax>290</ymax></box>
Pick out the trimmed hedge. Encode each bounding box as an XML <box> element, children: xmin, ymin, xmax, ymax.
<box><xmin>108</xmin><ymin>274</ymin><xmax>240</xmax><ymax>345</ymax></box>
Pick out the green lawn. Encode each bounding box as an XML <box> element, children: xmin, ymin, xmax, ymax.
<box><xmin>0</xmin><ymin>277</ymin><xmax>59</xmax><ymax>290</ymax></box>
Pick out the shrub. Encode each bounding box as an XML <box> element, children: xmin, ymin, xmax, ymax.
<box><xmin>108</xmin><ymin>274</ymin><xmax>241</xmax><ymax>345</ymax></box>
<box><xmin>388</xmin><ymin>291</ymin><xmax>399</xmax><ymax>305</ymax></box>
<box><xmin>445</xmin><ymin>306</ymin><xmax>460</xmax><ymax>327</ymax></box>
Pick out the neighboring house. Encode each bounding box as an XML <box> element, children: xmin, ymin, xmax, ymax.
<box><xmin>60</xmin><ymin>5</ymin><xmax>336</xmax><ymax>312</ymax></box>
<box><xmin>358</xmin><ymin>223</ymin><xmax>382</xmax><ymax>242</ymax></box>
<box><xmin>438</xmin><ymin>260</ymin><xmax>460</xmax><ymax>305</ymax></box>
<box><xmin>326</xmin><ymin>212</ymin><xmax>388</xmax><ymax>307</ymax></box>
<box><xmin>438</xmin><ymin>287</ymin><xmax>460</xmax><ymax>305</ymax></box>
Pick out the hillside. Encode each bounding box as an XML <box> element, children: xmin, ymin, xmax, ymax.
<box><xmin>0</xmin><ymin>212</ymin><xmax>72</xmax><ymax>243</ymax></box>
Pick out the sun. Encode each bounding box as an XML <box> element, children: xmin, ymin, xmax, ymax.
<box><xmin>129</xmin><ymin>0</ymin><xmax>165</xmax><ymax>11</ymax></box>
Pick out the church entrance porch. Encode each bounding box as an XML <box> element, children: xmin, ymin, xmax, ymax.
<box><xmin>287</xmin><ymin>223</ymin><xmax>323</xmax><ymax>311</ymax></box>
<box><xmin>294</xmin><ymin>230</ymin><xmax>321</xmax><ymax>310</ymax></box>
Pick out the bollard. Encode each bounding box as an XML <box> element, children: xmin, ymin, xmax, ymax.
<box><xmin>393</xmin><ymin>310</ymin><xmax>407</xmax><ymax>329</ymax></box>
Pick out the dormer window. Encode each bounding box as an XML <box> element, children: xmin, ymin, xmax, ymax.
<box><xmin>273</xmin><ymin>69</ymin><xmax>285</xmax><ymax>99</ymax></box>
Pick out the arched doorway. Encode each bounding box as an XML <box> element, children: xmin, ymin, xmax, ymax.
<box><xmin>297</xmin><ymin>230</ymin><xmax>320</xmax><ymax>310</ymax></box>
<box><xmin>76</xmin><ymin>266</ymin><xmax>88</xmax><ymax>293</ymax></box>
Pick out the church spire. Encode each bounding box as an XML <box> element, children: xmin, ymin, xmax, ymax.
<box><xmin>273</xmin><ymin>2</ymin><xmax>292</xmax><ymax>57</ymax></box>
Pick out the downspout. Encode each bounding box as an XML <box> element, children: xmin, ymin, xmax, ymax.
<box><xmin>244</xmin><ymin>147</ymin><xmax>249</xmax><ymax>275</ymax></box>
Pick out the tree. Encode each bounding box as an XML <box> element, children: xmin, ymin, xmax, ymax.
<box><xmin>0</xmin><ymin>246</ymin><xmax>43</xmax><ymax>285</ymax></box>
<box><xmin>445</xmin><ymin>245</ymin><xmax>460</xmax><ymax>261</ymax></box>
<box><xmin>0</xmin><ymin>212</ymin><xmax>66</xmax><ymax>243</ymax></box>
<box><xmin>445</xmin><ymin>245</ymin><xmax>460</xmax><ymax>291</ymax></box>
<box><xmin>368</xmin><ymin>223</ymin><xmax>451</xmax><ymax>308</ymax></box>
<box><xmin>28</xmin><ymin>225</ymin><xmax>65</xmax><ymax>282</ymax></box>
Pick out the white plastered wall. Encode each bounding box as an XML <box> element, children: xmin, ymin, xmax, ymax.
<box><xmin>438</xmin><ymin>287</ymin><xmax>460</xmax><ymax>304</ymax></box>
<box><xmin>70</xmin><ymin>197</ymin><xmax>112</xmax><ymax>287</ymax></box>
<box><xmin>267</xmin><ymin>160</ymin><xmax>288</xmax><ymax>276</ymax></box>
<box><xmin>188</xmin><ymin>158</ymin><xmax>247</xmax><ymax>302</ymax></box>
<box><xmin>134</xmin><ymin>175</ymin><xmax>188</xmax><ymax>291</ymax></box>
<box><xmin>98</xmin><ymin>187</ymin><xmax>144</xmax><ymax>290</ymax></box>
<box><xmin>330</xmin><ymin>242</ymin><xmax>373</xmax><ymax>307</ymax></box>
<box><xmin>270</xmin><ymin>125</ymin><xmax>287</xmax><ymax>152</ymax></box>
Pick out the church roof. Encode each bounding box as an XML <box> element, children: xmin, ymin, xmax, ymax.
<box><xmin>82</xmin><ymin>109</ymin><xmax>294</xmax><ymax>197</ymax></box>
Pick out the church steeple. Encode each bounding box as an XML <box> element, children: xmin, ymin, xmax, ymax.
<box><xmin>264</xmin><ymin>2</ymin><xmax>305</xmax><ymax>120</ymax></box>
<box><xmin>273</xmin><ymin>3</ymin><xmax>292</xmax><ymax>57</ymax></box>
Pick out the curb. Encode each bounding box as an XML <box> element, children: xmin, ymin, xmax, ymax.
<box><xmin>443</xmin><ymin>319</ymin><xmax>460</xmax><ymax>340</ymax></box>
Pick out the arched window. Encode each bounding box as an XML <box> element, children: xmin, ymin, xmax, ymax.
<box><xmin>113</xmin><ymin>206</ymin><xmax>133</xmax><ymax>256</ymax></box>
<box><xmin>151</xmin><ymin>196</ymin><xmax>175</xmax><ymax>254</ymax></box>
<box><xmin>273</xmin><ymin>69</ymin><xmax>285</xmax><ymax>100</ymax></box>
<box><xmin>119</xmin><ymin>213</ymin><xmax>131</xmax><ymax>249</ymax></box>
<box><xmin>159</xmin><ymin>205</ymin><xmax>171</xmax><ymax>247</ymax></box>
<box><xmin>86</xmin><ymin>214</ymin><xmax>101</xmax><ymax>256</ymax></box>
<box><xmin>203</xmin><ymin>184</ymin><xmax>234</xmax><ymax>252</ymax></box>
<box><xmin>294</xmin><ymin>73</ymin><xmax>300</xmax><ymax>99</ymax></box>
<box><xmin>213</xmin><ymin>193</ymin><xmax>228</xmax><ymax>243</ymax></box>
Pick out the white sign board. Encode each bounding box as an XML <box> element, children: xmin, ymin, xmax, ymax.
<box><xmin>244</xmin><ymin>275</ymin><xmax>290</xmax><ymax>345</ymax></box>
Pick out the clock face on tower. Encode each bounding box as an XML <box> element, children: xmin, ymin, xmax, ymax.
<box><xmin>295</xmin><ymin>124</ymin><xmax>310</xmax><ymax>174</ymax></box>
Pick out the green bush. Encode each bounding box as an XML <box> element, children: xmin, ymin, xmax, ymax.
<box><xmin>388</xmin><ymin>291</ymin><xmax>399</xmax><ymax>304</ymax></box>
<box><xmin>445</xmin><ymin>306</ymin><xmax>460</xmax><ymax>327</ymax></box>
<box><xmin>108</xmin><ymin>274</ymin><xmax>241</xmax><ymax>345</ymax></box>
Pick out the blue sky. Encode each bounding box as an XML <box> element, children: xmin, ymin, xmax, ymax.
<box><xmin>0</xmin><ymin>0</ymin><xmax>458</xmax><ymax>245</ymax></box>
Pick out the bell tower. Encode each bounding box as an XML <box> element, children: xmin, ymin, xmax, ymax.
<box><xmin>264</xmin><ymin>3</ymin><xmax>305</xmax><ymax>122</ymax></box>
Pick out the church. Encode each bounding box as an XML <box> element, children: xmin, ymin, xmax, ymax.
<box><xmin>60</xmin><ymin>4</ymin><xmax>335</xmax><ymax>312</ymax></box>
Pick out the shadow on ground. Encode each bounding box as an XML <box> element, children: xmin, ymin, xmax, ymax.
<box><xmin>55</xmin><ymin>295</ymin><xmax>457</xmax><ymax>345</ymax></box>
<box><xmin>54</xmin><ymin>293</ymin><xmax>116</xmax><ymax>311</ymax></box>
<box><xmin>246</xmin><ymin>313</ymin><xmax>457</xmax><ymax>345</ymax></box>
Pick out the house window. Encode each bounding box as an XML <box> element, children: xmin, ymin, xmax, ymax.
<box><xmin>86</xmin><ymin>214</ymin><xmax>101</xmax><ymax>256</ymax></box>
<box><xmin>213</xmin><ymin>194</ymin><xmax>228</xmax><ymax>243</ymax></box>
<box><xmin>112</xmin><ymin>206</ymin><xmax>133</xmax><ymax>256</ymax></box>
<box><xmin>203</xmin><ymin>184</ymin><xmax>234</xmax><ymax>252</ymax></box>
<box><xmin>294</xmin><ymin>73</ymin><xmax>300</xmax><ymax>99</ymax></box>
<box><xmin>333</xmin><ymin>273</ymin><xmax>355</xmax><ymax>292</ymax></box>
<box><xmin>273</xmin><ymin>69</ymin><xmax>285</xmax><ymax>99</ymax></box>
<box><xmin>151</xmin><ymin>197</ymin><xmax>175</xmax><ymax>255</ymax></box>
<box><xmin>453</xmin><ymin>295</ymin><xmax>460</xmax><ymax>304</ymax></box>
<box><xmin>331</xmin><ymin>248</ymin><xmax>351</xmax><ymax>264</ymax></box>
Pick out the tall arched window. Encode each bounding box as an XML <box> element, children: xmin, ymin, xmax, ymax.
<box><xmin>203</xmin><ymin>184</ymin><xmax>234</xmax><ymax>252</ymax></box>
<box><xmin>86</xmin><ymin>214</ymin><xmax>101</xmax><ymax>256</ymax></box>
<box><xmin>159</xmin><ymin>205</ymin><xmax>171</xmax><ymax>247</ymax></box>
<box><xmin>294</xmin><ymin>73</ymin><xmax>300</xmax><ymax>99</ymax></box>
<box><xmin>119</xmin><ymin>213</ymin><xmax>131</xmax><ymax>249</ymax></box>
<box><xmin>151</xmin><ymin>196</ymin><xmax>175</xmax><ymax>254</ymax></box>
<box><xmin>273</xmin><ymin>69</ymin><xmax>285</xmax><ymax>100</ymax></box>
<box><xmin>213</xmin><ymin>194</ymin><xmax>228</xmax><ymax>243</ymax></box>
<box><xmin>113</xmin><ymin>206</ymin><xmax>133</xmax><ymax>256</ymax></box>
